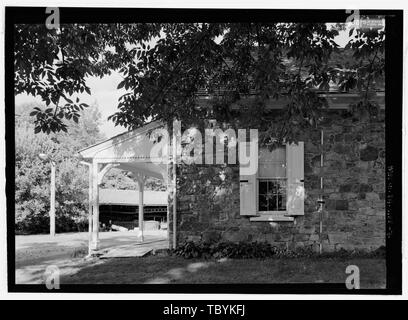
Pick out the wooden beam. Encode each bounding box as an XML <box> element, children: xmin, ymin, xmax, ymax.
<box><xmin>91</xmin><ymin>160</ymin><xmax>100</xmax><ymax>251</ymax></box>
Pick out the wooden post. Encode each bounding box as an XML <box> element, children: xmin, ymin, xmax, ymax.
<box><xmin>88</xmin><ymin>163</ymin><xmax>93</xmax><ymax>255</ymax></box>
<box><xmin>161</xmin><ymin>167</ymin><xmax>171</xmax><ymax>249</ymax></box>
<box><xmin>91</xmin><ymin>161</ymin><xmax>100</xmax><ymax>251</ymax></box>
<box><xmin>79</xmin><ymin>161</ymin><xmax>93</xmax><ymax>255</ymax></box>
<box><xmin>172</xmin><ymin>161</ymin><xmax>177</xmax><ymax>249</ymax></box>
<box><xmin>50</xmin><ymin>161</ymin><xmax>56</xmax><ymax>237</ymax></box>
<box><xmin>137</xmin><ymin>177</ymin><xmax>145</xmax><ymax>242</ymax></box>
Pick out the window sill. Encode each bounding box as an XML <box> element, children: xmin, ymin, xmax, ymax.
<box><xmin>250</xmin><ymin>215</ymin><xmax>294</xmax><ymax>222</ymax></box>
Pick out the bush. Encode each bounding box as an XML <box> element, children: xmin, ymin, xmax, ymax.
<box><xmin>174</xmin><ymin>241</ymin><xmax>276</xmax><ymax>259</ymax></box>
<box><xmin>15</xmin><ymin>212</ymin><xmax>89</xmax><ymax>235</ymax></box>
<box><xmin>173</xmin><ymin>241</ymin><xmax>386</xmax><ymax>260</ymax></box>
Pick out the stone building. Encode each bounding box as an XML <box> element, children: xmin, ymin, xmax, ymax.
<box><xmin>78</xmin><ymin>91</ymin><xmax>385</xmax><ymax>253</ymax></box>
<box><xmin>175</xmin><ymin>108</ymin><xmax>385</xmax><ymax>252</ymax></box>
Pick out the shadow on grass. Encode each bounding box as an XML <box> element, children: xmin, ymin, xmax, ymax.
<box><xmin>60</xmin><ymin>255</ymin><xmax>386</xmax><ymax>288</ymax></box>
<box><xmin>16</xmin><ymin>254</ymin><xmax>103</xmax><ymax>284</ymax></box>
<box><xmin>61</xmin><ymin>255</ymin><xmax>216</xmax><ymax>285</ymax></box>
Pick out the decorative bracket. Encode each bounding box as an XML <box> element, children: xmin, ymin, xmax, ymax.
<box><xmin>97</xmin><ymin>163</ymin><xmax>119</xmax><ymax>185</ymax></box>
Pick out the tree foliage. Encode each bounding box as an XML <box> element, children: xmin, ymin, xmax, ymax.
<box><xmin>15</xmin><ymin>23</ymin><xmax>159</xmax><ymax>133</ymax></box>
<box><xmin>15</xmin><ymin>23</ymin><xmax>384</xmax><ymax>145</ymax></box>
<box><xmin>101</xmin><ymin>169</ymin><xmax>166</xmax><ymax>191</ymax></box>
<box><xmin>15</xmin><ymin>102</ymin><xmax>165</xmax><ymax>233</ymax></box>
<box><xmin>15</xmin><ymin>103</ymin><xmax>104</xmax><ymax>233</ymax></box>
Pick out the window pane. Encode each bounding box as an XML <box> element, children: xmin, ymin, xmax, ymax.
<box><xmin>270</xmin><ymin>180</ymin><xmax>280</xmax><ymax>194</ymax></box>
<box><xmin>259</xmin><ymin>195</ymin><xmax>268</xmax><ymax>211</ymax></box>
<box><xmin>259</xmin><ymin>180</ymin><xmax>268</xmax><ymax>194</ymax></box>
<box><xmin>278</xmin><ymin>194</ymin><xmax>286</xmax><ymax>211</ymax></box>
<box><xmin>268</xmin><ymin>195</ymin><xmax>278</xmax><ymax>211</ymax></box>
<box><xmin>265</xmin><ymin>191</ymin><xmax>274</xmax><ymax>201</ymax></box>
<box><xmin>277</xmin><ymin>180</ymin><xmax>286</xmax><ymax>194</ymax></box>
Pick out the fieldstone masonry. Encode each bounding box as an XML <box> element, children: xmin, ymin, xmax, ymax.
<box><xmin>172</xmin><ymin>111</ymin><xmax>385</xmax><ymax>252</ymax></box>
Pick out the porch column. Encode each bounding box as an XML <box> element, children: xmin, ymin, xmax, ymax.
<box><xmin>91</xmin><ymin>160</ymin><xmax>100</xmax><ymax>251</ymax></box>
<box><xmin>88</xmin><ymin>163</ymin><xmax>93</xmax><ymax>255</ymax></box>
<box><xmin>79</xmin><ymin>161</ymin><xmax>93</xmax><ymax>255</ymax></box>
<box><xmin>136</xmin><ymin>174</ymin><xmax>145</xmax><ymax>242</ymax></box>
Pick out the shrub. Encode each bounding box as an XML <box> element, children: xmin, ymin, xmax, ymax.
<box><xmin>173</xmin><ymin>241</ymin><xmax>386</xmax><ymax>260</ymax></box>
<box><xmin>174</xmin><ymin>241</ymin><xmax>276</xmax><ymax>259</ymax></box>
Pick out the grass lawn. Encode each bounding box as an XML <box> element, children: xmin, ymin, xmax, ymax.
<box><xmin>62</xmin><ymin>255</ymin><xmax>386</xmax><ymax>288</ymax></box>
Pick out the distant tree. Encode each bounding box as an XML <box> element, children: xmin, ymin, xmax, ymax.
<box><xmin>101</xmin><ymin>169</ymin><xmax>166</xmax><ymax>191</ymax></box>
<box><xmin>15</xmin><ymin>23</ymin><xmax>384</xmax><ymax>146</ymax></box>
<box><xmin>16</xmin><ymin>100</ymin><xmax>165</xmax><ymax>233</ymax></box>
<box><xmin>15</xmin><ymin>103</ymin><xmax>104</xmax><ymax>233</ymax></box>
<box><xmin>100</xmin><ymin>168</ymin><xmax>138</xmax><ymax>190</ymax></box>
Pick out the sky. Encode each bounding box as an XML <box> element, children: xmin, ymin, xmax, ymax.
<box><xmin>15</xmin><ymin>26</ymin><xmax>353</xmax><ymax>138</ymax></box>
<box><xmin>16</xmin><ymin>72</ymin><xmax>128</xmax><ymax>138</ymax></box>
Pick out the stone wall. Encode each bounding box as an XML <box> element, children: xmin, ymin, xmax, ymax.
<box><xmin>175</xmin><ymin>111</ymin><xmax>385</xmax><ymax>252</ymax></box>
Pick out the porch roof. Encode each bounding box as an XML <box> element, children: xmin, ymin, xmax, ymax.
<box><xmin>77</xmin><ymin>120</ymin><xmax>168</xmax><ymax>181</ymax></box>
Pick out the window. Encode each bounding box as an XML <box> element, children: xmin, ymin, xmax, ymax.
<box><xmin>239</xmin><ymin>141</ymin><xmax>304</xmax><ymax>218</ymax></box>
<box><xmin>258</xmin><ymin>146</ymin><xmax>287</xmax><ymax>214</ymax></box>
<box><xmin>258</xmin><ymin>179</ymin><xmax>286</xmax><ymax>211</ymax></box>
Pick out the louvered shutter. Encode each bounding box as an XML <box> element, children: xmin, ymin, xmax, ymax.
<box><xmin>285</xmin><ymin>142</ymin><xmax>305</xmax><ymax>216</ymax></box>
<box><xmin>239</xmin><ymin>142</ymin><xmax>258</xmax><ymax>216</ymax></box>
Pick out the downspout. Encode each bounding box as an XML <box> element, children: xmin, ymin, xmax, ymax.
<box><xmin>317</xmin><ymin>130</ymin><xmax>325</xmax><ymax>254</ymax></box>
<box><xmin>137</xmin><ymin>177</ymin><xmax>145</xmax><ymax>242</ymax></box>
<box><xmin>166</xmin><ymin>167</ymin><xmax>171</xmax><ymax>249</ymax></box>
<box><xmin>172</xmin><ymin>120</ymin><xmax>179</xmax><ymax>249</ymax></box>
<box><xmin>172</xmin><ymin>154</ymin><xmax>177</xmax><ymax>249</ymax></box>
<box><xmin>79</xmin><ymin>160</ymin><xmax>93</xmax><ymax>256</ymax></box>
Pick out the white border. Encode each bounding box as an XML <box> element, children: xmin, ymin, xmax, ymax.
<box><xmin>0</xmin><ymin>0</ymin><xmax>407</xmax><ymax>300</ymax></box>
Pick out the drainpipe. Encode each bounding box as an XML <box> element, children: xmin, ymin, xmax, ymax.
<box><xmin>317</xmin><ymin>130</ymin><xmax>325</xmax><ymax>255</ymax></box>
<box><xmin>172</xmin><ymin>156</ymin><xmax>177</xmax><ymax>249</ymax></box>
<box><xmin>80</xmin><ymin>160</ymin><xmax>93</xmax><ymax>256</ymax></box>
<box><xmin>136</xmin><ymin>176</ymin><xmax>145</xmax><ymax>242</ymax></box>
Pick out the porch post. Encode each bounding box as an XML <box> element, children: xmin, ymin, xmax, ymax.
<box><xmin>161</xmin><ymin>168</ymin><xmax>171</xmax><ymax>250</ymax></box>
<box><xmin>88</xmin><ymin>163</ymin><xmax>93</xmax><ymax>255</ymax></box>
<box><xmin>137</xmin><ymin>177</ymin><xmax>145</xmax><ymax>242</ymax></box>
<box><xmin>91</xmin><ymin>160</ymin><xmax>100</xmax><ymax>251</ymax></box>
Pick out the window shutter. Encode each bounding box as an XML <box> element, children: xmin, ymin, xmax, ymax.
<box><xmin>285</xmin><ymin>142</ymin><xmax>304</xmax><ymax>216</ymax></box>
<box><xmin>239</xmin><ymin>142</ymin><xmax>258</xmax><ymax>216</ymax></box>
